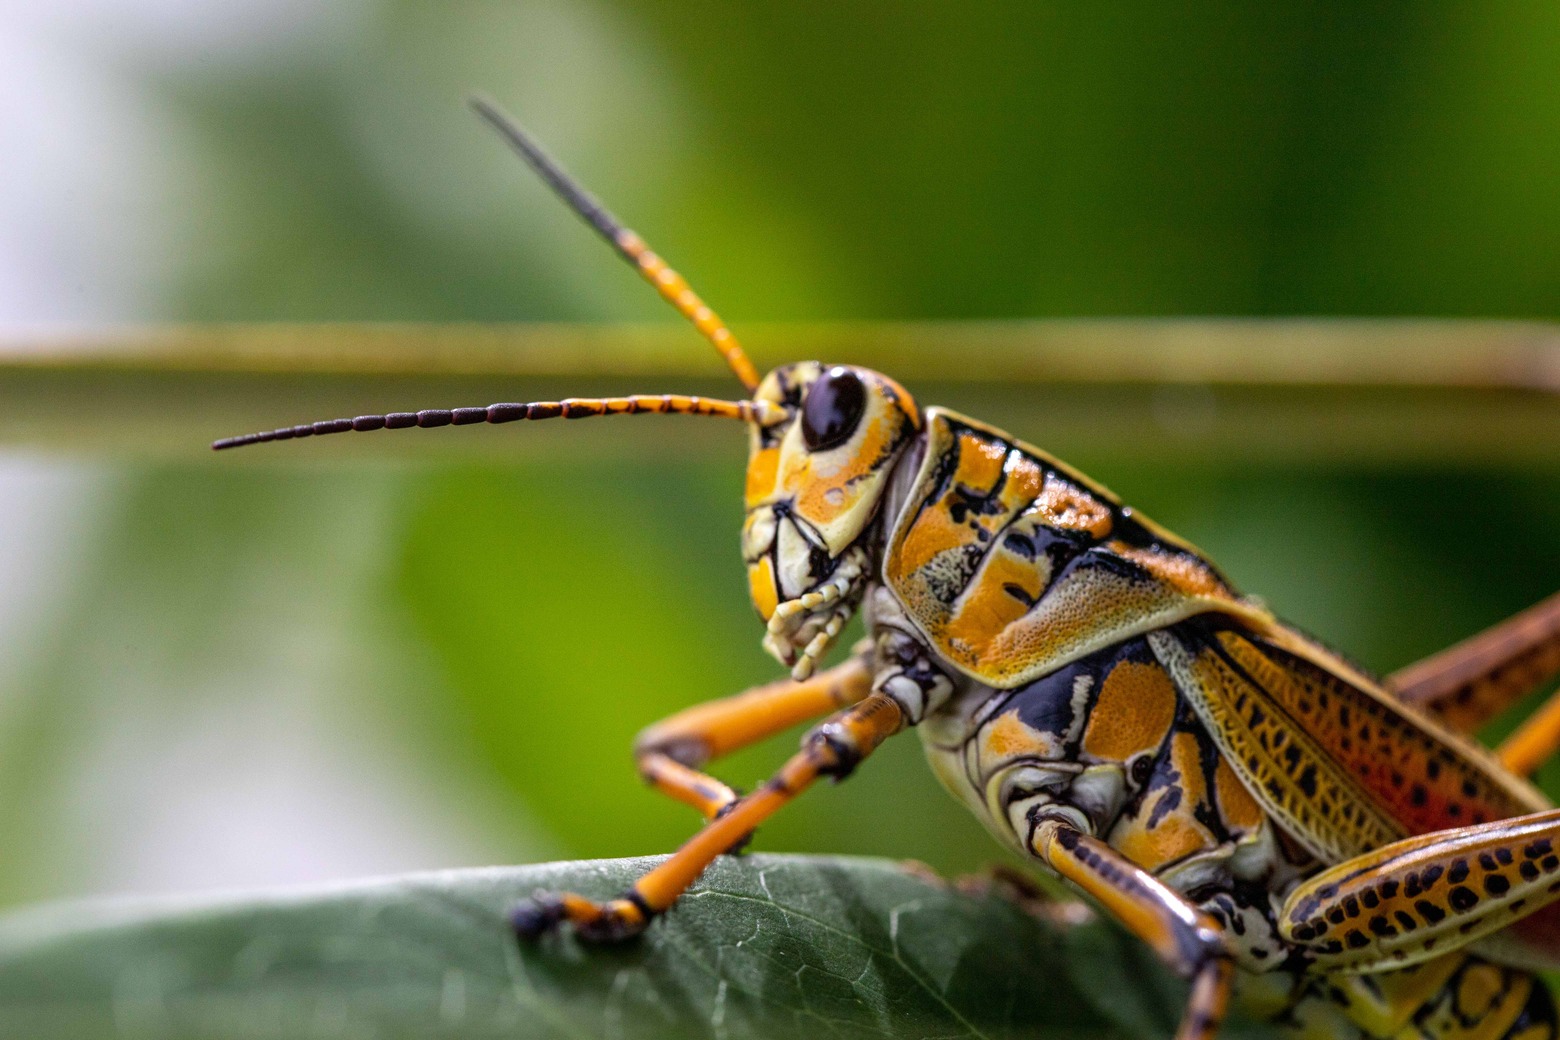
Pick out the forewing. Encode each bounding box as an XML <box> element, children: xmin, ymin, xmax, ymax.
<box><xmin>1148</xmin><ymin>623</ymin><xmax>1551</xmax><ymax>867</ymax></box>
<box><xmin>884</xmin><ymin>408</ymin><xmax>1265</xmax><ymax>688</ymax></box>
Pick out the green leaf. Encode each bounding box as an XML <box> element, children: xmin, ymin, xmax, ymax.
<box><xmin>0</xmin><ymin>853</ymin><xmax>1214</xmax><ymax>1040</ymax></box>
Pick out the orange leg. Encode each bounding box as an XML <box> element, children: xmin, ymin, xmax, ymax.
<box><xmin>1388</xmin><ymin>590</ymin><xmax>1560</xmax><ymax>734</ymax></box>
<box><xmin>1029</xmin><ymin>820</ymin><xmax>1233</xmax><ymax>1040</ymax></box>
<box><xmin>633</xmin><ymin>649</ymin><xmax>873</xmax><ymax>819</ymax></box>
<box><xmin>514</xmin><ymin>691</ymin><xmax>905</xmax><ymax>942</ymax></box>
<box><xmin>1496</xmin><ymin>687</ymin><xmax>1560</xmax><ymax>777</ymax></box>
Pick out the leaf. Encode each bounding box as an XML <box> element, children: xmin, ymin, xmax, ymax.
<box><xmin>0</xmin><ymin>853</ymin><xmax>1221</xmax><ymax>1040</ymax></box>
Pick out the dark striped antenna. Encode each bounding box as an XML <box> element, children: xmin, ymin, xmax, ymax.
<box><xmin>212</xmin><ymin>395</ymin><xmax>779</xmax><ymax>451</ymax></box>
<box><xmin>212</xmin><ymin>99</ymin><xmax>781</xmax><ymax>451</ymax></box>
<box><xmin>469</xmin><ymin>96</ymin><xmax>761</xmax><ymax>392</ymax></box>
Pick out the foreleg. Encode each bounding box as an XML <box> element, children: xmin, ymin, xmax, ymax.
<box><xmin>634</xmin><ymin>648</ymin><xmax>872</xmax><ymax>819</ymax></box>
<box><xmin>514</xmin><ymin>691</ymin><xmax>905</xmax><ymax>942</ymax></box>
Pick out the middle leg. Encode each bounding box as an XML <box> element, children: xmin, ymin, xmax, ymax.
<box><xmin>1029</xmin><ymin>819</ymin><xmax>1235</xmax><ymax>1040</ymax></box>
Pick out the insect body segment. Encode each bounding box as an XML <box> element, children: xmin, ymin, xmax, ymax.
<box><xmin>885</xmin><ymin>410</ymin><xmax>1271</xmax><ymax>689</ymax></box>
<box><xmin>218</xmin><ymin>101</ymin><xmax>1560</xmax><ymax>1040</ymax></box>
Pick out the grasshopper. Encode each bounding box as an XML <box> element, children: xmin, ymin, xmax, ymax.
<box><xmin>216</xmin><ymin>99</ymin><xmax>1560</xmax><ymax>1040</ymax></box>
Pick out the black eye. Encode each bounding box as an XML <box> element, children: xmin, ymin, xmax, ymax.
<box><xmin>800</xmin><ymin>367</ymin><xmax>866</xmax><ymax>451</ymax></box>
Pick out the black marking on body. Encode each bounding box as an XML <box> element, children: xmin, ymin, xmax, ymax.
<box><xmin>1001</xmin><ymin>529</ymin><xmax>1038</xmax><ymax>559</ymax></box>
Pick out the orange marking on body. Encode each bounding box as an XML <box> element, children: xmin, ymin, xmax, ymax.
<box><xmin>1453</xmin><ymin>962</ymin><xmax>1507</xmax><ymax>1023</ymax></box>
<box><xmin>890</xmin><ymin>425</ymin><xmax>1028</xmax><ymax>587</ymax></box>
<box><xmin>1082</xmin><ymin>660</ymin><xmax>1178</xmax><ymax>763</ymax></box>
<box><xmin>886</xmin><ymin>410</ymin><xmax>1281</xmax><ymax>689</ymax></box>
<box><xmin>1114</xmin><ymin>733</ymin><xmax>1219</xmax><ymax>873</ymax></box>
<box><xmin>945</xmin><ymin>551</ymin><xmax>1048</xmax><ymax>652</ymax></box>
<box><xmin>1037</xmin><ymin>473</ymin><xmax>1114</xmax><ymax>538</ymax></box>
<box><xmin>1169</xmin><ymin>730</ymin><xmax>1212</xmax><ymax>806</ymax></box>
<box><xmin>1114</xmin><ymin>800</ymin><xmax>1214</xmax><ymax>873</ymax></box>
<box><xmin>1212</xmin><ymin>756</ymin><xmax>1264</xmax><ymax>835</ymax></box>
<box><xmin>996</xmin><ymin>452</ymin><xmax>1046</xmax><ymax>512</ymax></box>
<box><xmin>984</xmin><ymin>710</ymin><xmax>1050</xmax><ymax>759</ymax></box>
<box><xmin>1111</xmin><ymin>543</ymin><xmax>1229</xmax><ymax>599</ymax></box>
<box><xmin>898</xmin><ymin>438</ymin><xmax>1036</xmax><ymax>584</ymax></box>
<box><xmin>956</xmin><ymin>433</ymin><xmax>1008</xmax><ymax>494</ymax></box>
<box><xmin>895</xmin><ymin>500</ymin><xmax>970</xmax><ymax>580</ymax></box>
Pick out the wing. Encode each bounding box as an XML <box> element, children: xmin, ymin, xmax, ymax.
<box><xmin>883</xmin><ymin>407</ymin><xmax>1270</xmax><ymax>688</ymax></box>
<box><xmin>1147</xmin><ymin>622</ymin><xmax>1551</xmax><ymax>865</ymax></box>
<box><xmin>1149</xmin><ymin>621</ymin><xmax>1560</xmax><ymax>970</ymax></box>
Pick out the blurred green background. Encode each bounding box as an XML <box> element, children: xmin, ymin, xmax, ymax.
<box><xmin>0</xmin><ymin>2</ymin><xmax>1557</xmax><ymax>911</ymax></box>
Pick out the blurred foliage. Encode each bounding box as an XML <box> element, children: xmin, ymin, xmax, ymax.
<box><xmin>165</xmin><ymin>2</ymin><xmax>1560</xmax><ymax>323</ymax></box>
<box><xmin>0</xmin><ymin>0</ymin><xmax>1558</xmax><ymax>920</ymax></box>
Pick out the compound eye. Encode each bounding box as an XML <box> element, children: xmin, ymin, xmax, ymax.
<box><xmin>800</xmin><ymin>367</ymin><xmax>866</xmax><ymax>452</ymax></box>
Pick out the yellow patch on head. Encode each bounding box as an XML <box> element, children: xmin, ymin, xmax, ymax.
<box><xmin>747</xmin><ymin>556</ymin><xmax>778</xmax><ymax>619</ymax></box>
<box><xmin>790</xmin><ymin>408</ymin><xmax>895</xmax><ymax>526</ymax></box>
<box><xmin>745</xmin><ymin>362</ymin><xmax>919</xmax><ymax>561</ymax></box>
<box><xmin>744</xmin><ymin>445</ymin><xmax>780</xmax><ymax>508</ymax></box>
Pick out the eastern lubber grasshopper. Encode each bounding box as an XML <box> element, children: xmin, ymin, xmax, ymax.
<box><xmin>214</xmin><ymin>99</ymin><xmax>1560</xmax><ymax>1040</ymax></box>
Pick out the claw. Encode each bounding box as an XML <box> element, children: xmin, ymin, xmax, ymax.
<box><xmin>511</xmin><ymin>891</ymin><xmax>567</xmax><ymax>940</ymax></box>
<box><xmin>509</xmin><ymin>889</ymin><xmax>653</xmax><ymax>944</ymax></box>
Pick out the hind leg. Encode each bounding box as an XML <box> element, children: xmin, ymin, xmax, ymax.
<box><xmin>1494</xmin><ymin>686</ymin><xmax>1560</xmax><ymax>777</ymax></box>
<box><xmin>1388</xmin><ymin>591</ymin><xmax>1560</xmax><ymax>737</ymax></box>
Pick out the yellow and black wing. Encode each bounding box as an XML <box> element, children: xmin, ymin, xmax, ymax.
<box><xmin>883</xmin><ymin>407</ymin><xmax>1268</xmax><ymax>688</ymax></box>
<box><xmin>1146</xmin><ymin>623</ymin><xmax>1551</xmax><ymax>864</ymax></box>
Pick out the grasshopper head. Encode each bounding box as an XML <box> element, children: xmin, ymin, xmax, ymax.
<box><xmin>213</xmin><ymin>104</ymin><xmax>922</xmax><ymax>681</ymax></box>
<box><xmin>742</xmin><ymin>362</ymin><xmax>920</xmax><ymax>676</ymax></box>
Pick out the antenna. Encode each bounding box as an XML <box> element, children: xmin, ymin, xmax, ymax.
<box><xmin>469</xmin><ymin>96</ymin><xmax>761</xmax><ymax>392</ymax></box>
<box><xmin>212</xmin><ymin>395</ymin><xmax>780</xmax><ymax>451</ymax></box>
